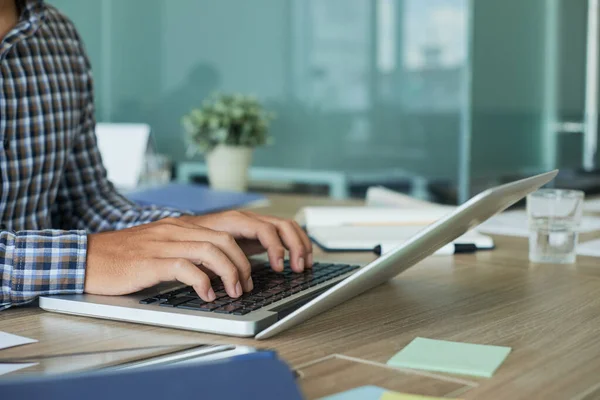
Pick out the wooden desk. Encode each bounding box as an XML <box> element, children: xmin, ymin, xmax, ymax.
<box><xmin>2</xmin><ymin>194</ymin><xmax>600</xmax><ymax>399</ymax></box>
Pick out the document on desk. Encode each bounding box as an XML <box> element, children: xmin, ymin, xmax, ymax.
<box><xmin>477</xmin><ymin>210</ymin><xmax>600</xmax><ymax>237</ymax></box>
<box><xmin>320</xmin><ymin>385</ymin><xmax>457</xmax><ymax>400</ymax></box>
<box><xmin>299</xmin><ymin>206</ymin><xmax>493</xmax><ymax>252</ymax></box>
<box><xmin>0</xmin><ymin>363</ymin><xmax>37</xmax><ymax>376</ymax></box>
<box><xmin>0</xmin><ymin>331</ymin><xmax>37</xmax><ymax>351</ymax></box>
<box><xmin>577</xmin><ymin>239</ymin><xmax>600</xmax><ymax>257</ymax></box>
<box><xmin>387</xmin><ymin>337</ymin><xmax>511</xmax><ymax>378</ymax></box>
<box><xmin>0</xmin><ymin>332</ymin><xmax>38</xmax><ymax>375</ymax></box>
<box><xmin>308</xmin><ymin>225</ymin><xmax>494</xmax><ymax>252</ymax></box>
<box><xmin>585</xmin><ymin>199</ymin><xmax>600</xmax><ymax>213</ymax></box>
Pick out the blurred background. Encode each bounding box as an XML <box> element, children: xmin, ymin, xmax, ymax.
<box><xmin>49</xmin><ymin>0</ymin><xmax>600</xmax><ymax>204</ymax></box>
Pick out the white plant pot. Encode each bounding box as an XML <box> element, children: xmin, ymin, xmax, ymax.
<box><xmin>205</xmin><ymin>145</ymin><xmax>253</xmax><ymax>192</ymax></box>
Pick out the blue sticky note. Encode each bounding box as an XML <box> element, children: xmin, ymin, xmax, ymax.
<box><xmin>387</xmin><ymin>337</ymin><xmax>511</xmax><ymax>378</ymax></box>
<box><xmin>320</xmin><ymin>385</ymin><xmax>386</xmax><ymax>400</ymax></box>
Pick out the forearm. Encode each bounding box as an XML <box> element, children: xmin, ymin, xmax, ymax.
<box><xmin>0</xmin><ymin>230</ymin><xmax>87</xmax><ymax>310</ymax></box>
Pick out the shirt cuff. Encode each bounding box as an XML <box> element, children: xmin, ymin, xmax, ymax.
<box><xmin>10</xmin><ymin>230</ymin><xmax>87</xmax><ymax>305</ymax></box>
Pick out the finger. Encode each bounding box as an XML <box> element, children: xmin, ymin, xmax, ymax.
<box><xmin>159</xmin><ymin>242</ymin><xmax>242</xmax><ymax>298</ymax></box>
<box><xmin>291</xmin><ymin>220</ymin><xmax>314</xmax><ymax>267</ymax></box>
<box><xmin>152</xmin><ymin>258</ymin><xmax>216</xmax><ymax>302</ymax></box>
<box><xmin>252</xmin><ymin>222</ymin><xmax>286</xmax><ymax>273</ymax></box>
<box><xmin>206</xmin><ymin>212</ymin><xmax>287</xmax><ymax>273</ymax></box>
<box><xmin>211</xmin><ymin>231</ymin><xmax>253</xmax><ymax>291</ymax></box>
<box><xmin>150</xmin><ymin>224</ymin><xmax>253</xmax><ymax>292</ymax></box>
<box><xmin>255</xmin><ymin>215</ymin><xmax>313</xmax><ymax>270</ymax></box>
<box><xmin>253</xmin><ymin>217</ymin><xmax>307</xmax><ymax>272</ymax></box>
<box><xmin>241</xmin><ymin>212</ymin><xmax>313</xmax><ymax>256</ymax></box>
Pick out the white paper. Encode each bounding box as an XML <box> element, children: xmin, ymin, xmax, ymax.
<box><xmin>0</xmin><ymin>331</ymin><xmax>37</xmax><ymax>351</ymax></box>
<box><xmin>577</xmin><ymin>239</ymin><xmax>600</xmax><ymax>257</ymax></box>
<box><xmin>299</xmin><ymin>207</ymin><xmax>451</xmax><ymax>228</ymax></box>
<box><xmin>309</xmin><ymin>225</ymin><xmax>494</xmax><ymax>250</ymax></box>
<box><xmin>95</xmin><ymin>123</ymin><xmax>150</xmax><ymax>190</ymax></box>
<box><xmin>477</xmin><ymin>210</ymin><xmax>600</xmax><ymax>237</ymax></box>
<box><xmin>0</xmin><ymin>363</ymin><xmax>38</xmax><ymax>376</ymax></box>
<box><xmin>585</xmin><ymin>199</ymin><xmax>600</xmax><ymax>213</ymax></box>
<box><xmin>366</xmin><ymin>186</ymin><xmax>455</xmax><ymax>211</ymax></box>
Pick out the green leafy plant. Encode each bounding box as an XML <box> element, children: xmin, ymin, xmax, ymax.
<box><xmin>182</xmin><ymin>93</ymin><xmax>275</xmax><ymax>154</ymax></box>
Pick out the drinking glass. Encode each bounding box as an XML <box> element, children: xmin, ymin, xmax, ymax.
<box><xmin>527</xmin><ymin>189</ymin><xmax>584</xmax><ymax>264</ymax></box>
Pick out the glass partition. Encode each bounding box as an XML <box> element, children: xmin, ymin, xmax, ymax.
<box><xmin>49</xmin><ymin>0</ymin><xmax>596</xmax><ymax>203</ymax></box>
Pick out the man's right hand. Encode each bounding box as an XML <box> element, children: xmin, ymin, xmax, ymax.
<box><xmin>84</xmin><ymin>217</ymin><xmax>256</xmax><ymax>302</ymax></box>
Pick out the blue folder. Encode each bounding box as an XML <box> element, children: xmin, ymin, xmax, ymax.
<box><xmin>0</xmin><ymin>351</ymin><xmax>303</xmax><ymax>400</ymax></box>
<box><xmin>125</xmin><ymin>183</ymin><xmax>266</xmax><ymax>215</ymax></box>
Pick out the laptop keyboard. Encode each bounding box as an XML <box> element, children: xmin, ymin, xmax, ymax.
<box><xmin>139</xmin><ymin>262</ymin><xmax>360</xmax><ymax>316</ymax></box>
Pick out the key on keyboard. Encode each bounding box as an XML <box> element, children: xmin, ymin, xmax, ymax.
<box><xmin>140</xmin><ymin>262</ymin><xmax>360</xmax><ymax>315</ymax></box>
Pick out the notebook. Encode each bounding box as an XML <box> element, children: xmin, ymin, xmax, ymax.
<box><xmin>126</xmin><ymin>183</ymin><xmax>269</xmax><ymax>215</ymax></box>
<box><xmin>296</xmin><ymin>187</ymin><xmax>494</xmax><ymax>253</ymax></box>
<box><xmin>0</xmin><ymin>351</ymin><xmax>302</xmax><ymax>400</ymax></box>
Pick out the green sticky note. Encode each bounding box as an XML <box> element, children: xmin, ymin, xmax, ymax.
<box><xmin>387</xmin><ymin>337</ymin><xmax>511</xmax><ymax>378</ymax></box>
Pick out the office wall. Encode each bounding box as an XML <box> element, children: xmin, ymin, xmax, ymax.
<box><xmin>556</xmin><ymin>0</ymin><xmax>588</xmax><ymax>168</ymax></box>
<box><xmin>470</xmin><ymin>0</ymin><xmax>548</xmax><ymax>178</ymax></box>
<box><xmin>48</xmin><ymin>0</ymin><xmax>469</xmax><ymax>184</ymax></box>
<box><xmin>47</xmin><ymin>0</ymin><xmax>597</xmax><ymax>199</ymax></box>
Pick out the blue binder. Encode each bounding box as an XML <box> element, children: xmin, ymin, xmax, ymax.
<box><xmin>125</xmin><ymin>183</ymin><xmax>266</xmax><ymax>215</ymax></box>
<box><xmin>0</xmin><ymin>352</ymin><xmax>303</xmax><ymax>400</ymax></box>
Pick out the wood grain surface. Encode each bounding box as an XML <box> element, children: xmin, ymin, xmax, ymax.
<box><xmin>1</xmin><ymin>193</ymin><xmax>600</xmax><ymax>399</ymax></box>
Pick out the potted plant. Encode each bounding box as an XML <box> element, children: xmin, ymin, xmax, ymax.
<box><xmin>182</xmin><ymin>93</ymin><xmax>274</xmax><ymax>192</ymax></box>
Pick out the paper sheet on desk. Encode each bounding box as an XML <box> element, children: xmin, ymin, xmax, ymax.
<box><xmin>585</xmin><ymin>199</ymin><xmax>600</xmax><ymax>213</ymax></box>
<box><xmin>309</xmin><ymin>225</ymin><xmax>494</xmax><ymax>251</ymax></box>
<box><xmin>477</xmin><ymin>211</ymin><xmax>600</xmax><ymax>237</ymax></box>
<box><xmin>299</xmin><ymin>187</ymin><xmax>492</xmax><ymax>252</ymax></box>
<box><xmin>0</xmin><ymin>332</ymin><xmax>38</xmax><ymax>377</ymax></box>
<box><xmin>365</xmin><ymin>186</ymin><xmax>455</xmax><ymax>211</ymax></box>
<box><xmin>319</xmin><ymin>386</ymin><xmax>454</xmax><ymax>400</ymax></box>
<box><xmin>0</xmin><ymin>363</ymin><xmax>37</xmax><ymax>376</ymax></box>
<box><xmin>299</xmin><ymin>207</ymin><xmax>451</xmax><ymax>228</ymax></box>
<box><xmin>0</xmin><ymin>331</ymin><xmax>37</xmax><ymax>351</ymax></box>
<box><xmin>577</xmin><ymin>239</ymin><xmax>600</xmax><ymax>257</ymax></box>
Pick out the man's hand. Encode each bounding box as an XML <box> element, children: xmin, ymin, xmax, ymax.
<box><xmin>84</xmin><ymin>212</ymin><xmax>313</xmax><ymax>302</ymax></box>
<box><xmin>179</xmin><ymin>211</ymin><xmax>313</xmax><ymax>272</ymax></box>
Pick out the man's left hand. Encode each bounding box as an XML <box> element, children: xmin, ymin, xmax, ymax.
<box><xmin>178</xmin><ymin>211</ymin><xmax>313</xmax><ymax>273</ymax></box>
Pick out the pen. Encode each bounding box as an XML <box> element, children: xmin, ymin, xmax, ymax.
<box><xmin>373</xmin><ymin>243</ymin><xmax>478</xmax><ymax>256</ymax></box>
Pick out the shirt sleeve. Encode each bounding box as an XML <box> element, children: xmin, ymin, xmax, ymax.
<box><xmin>0</xmin><ymin>230</ymin><xmax>87</xmax><ymax>311</ymax></box>
<box><xmin>51</xmin><ymin>32</ymin><xmax>185</xmax><ymax>233</ymax></box>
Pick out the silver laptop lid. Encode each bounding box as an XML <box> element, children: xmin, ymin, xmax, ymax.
<box><xmin>256</xmin><ymin>170</ymin><xmax>559</xmax><ymax>339</ymax></box>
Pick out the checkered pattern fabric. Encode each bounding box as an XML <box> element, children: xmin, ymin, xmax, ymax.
<box><xmin>0</xmin><ymin>1</ymin><xmax>181</xmax><ymax>310</ymax></box>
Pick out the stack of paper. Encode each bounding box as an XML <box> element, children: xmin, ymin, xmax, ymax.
<box><xmin>297</xmin><ymin>186</ymin><xmax>493</xmax><ymax>254</ymax></box>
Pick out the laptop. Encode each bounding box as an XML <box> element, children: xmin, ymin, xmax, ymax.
<box><xmin>39</xmin><ymin>170</ymin><xmax>558</xmax><ymax>340</ymax></box>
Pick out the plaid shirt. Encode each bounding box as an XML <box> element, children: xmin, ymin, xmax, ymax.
<box><xmin>0</xmin><ymin>0</ymin><xmax>182</xmax><ymax>310</ymax></box>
